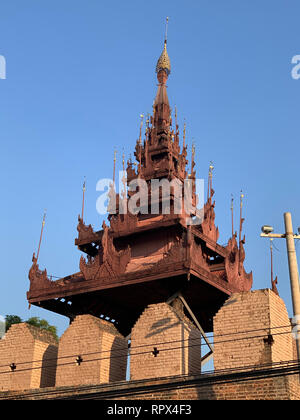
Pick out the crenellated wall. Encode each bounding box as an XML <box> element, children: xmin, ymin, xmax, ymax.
<box><xmin>130</xmin><ymin>300</ymin><xmax>202</xmax><ymax>380</ymax></box>
<box><xmin>213</xmin><ymin>289</ymin><xmax>294</xmax><ymax>371</ymax></box>
<box><xmin>0</xmin><ymin>323</ymin><xmax>58</xmax><ymax>391</ymax></box>
<box><xmin>55</xmin><ymin>315</ymin><xmax>128</xmax><ymax>387</ymax></box>
<box><xmin>0</xmin><ymin>289</ymin><xmax>299</xmax><ymax>400</ymax></box>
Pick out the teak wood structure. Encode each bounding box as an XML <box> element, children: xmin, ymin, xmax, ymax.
<box><xmin>27</xmin><ymin>37</ymin><xmax>253</xmax><ymax>337</ymax></box>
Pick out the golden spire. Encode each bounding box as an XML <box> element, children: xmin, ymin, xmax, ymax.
<box><xmin>156</xmin><ymin>17</ymin><xmax>171</xmax><ymax>76</ymax></box>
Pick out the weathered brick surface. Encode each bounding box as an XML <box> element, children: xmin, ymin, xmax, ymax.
<box><xmin>130</xmin><ymin>301</ymin><xmax>202</xmax><ymax>380</ymax></box>
<box><xmin>1</xmin><ymin>370</ymin><xmax>300</xmax><ymax>400</ymax></box>
<box><xmin>0</xmin><ymin>323</ymin><xmax>58</xmax><ymax>391</ymax></box>
<box><xmin>55</xmin><ymin>315</ymin><xmax>127</xmax><ymax>387</ymax></box>
<box><xmin>213</xmin><ymin>289</ymin><xmax>294</xmax><ymax>371</ymax></box>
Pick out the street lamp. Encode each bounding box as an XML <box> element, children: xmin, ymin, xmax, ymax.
<box><xmin>260</xmin><ymin>212</ymin><xmax>300</xmax><ymax>371</ymax></box>
<box><xmin>261</xmin><ymin>225</ymin><xmax>274</xmax><ymax>235</ymax></box>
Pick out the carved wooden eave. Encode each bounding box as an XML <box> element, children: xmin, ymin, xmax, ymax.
<box><xmin>200</xmin><ymin>194</ymin><xmax>219</xmax><ymax>243</ymax></box>
<box><xmin>224</xmin><ymin>235</ymin><xmax>253</xmax><ymax>291</ymax></box>
<box><xmin>28</xmin><ymin>254</ymin><xmax>54</xmax><ymax>292</ymax></box>
<box><xmin>76</xmin><ymin>216</ymin><xmax>101</xmax><ymax>254</ymax></box>
<box><xmin>28</xmin><ymin>247</ymin><xmax>231</xmax><ymax>300</ymax></box>
<box><xmin>28</xmin><ymin>254</ymin><xmax>84</xmax><ymax>296</ymax></box>
<box><xmin>28</xmin><ymin>225</ymin><xmax>240</xmax><ymax>300</ymax></box>
<box><xmin>27</xmin><ymin>219</ymin><xmax>249</xmax><ymax>334</ymax></box>
<box><xmin>79</xmin><ymin>221</ymin><xmax>131</xmax><ymax>281</ymax></box>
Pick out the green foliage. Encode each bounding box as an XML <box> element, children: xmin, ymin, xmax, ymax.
<box><xmin>3</xmin><ymin>315</ymin><xmax>58</xmax><ymax>341</ymax></box>
<box><xmin>26</xmin><ymin>316</ymin><xmax>58</xmax><ymax>341</ymax></box>
<box><xmin>5</xmin><ymin>315</ymin><xmax>23</xmax><ymax>332</ymax></box>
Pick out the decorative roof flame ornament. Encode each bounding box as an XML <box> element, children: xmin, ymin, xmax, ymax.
<box><xmin>156</xmin><ymin>17</ymin><xmax>171</xmax><ymax>77</ymax></box>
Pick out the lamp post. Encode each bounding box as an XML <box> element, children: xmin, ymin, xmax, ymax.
<box><xmin>260</xmin><ymin>212</ymin><xmax>300</xmax><ymax>368</ymax></box>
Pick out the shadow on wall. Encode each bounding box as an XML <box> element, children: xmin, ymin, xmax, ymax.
<box><xmin>109</xmin><ymin>336</ymin><xmax>128</xmax><ymax>383</ymax></box>
<box><xmin>40</xmin><ymin>345</ymin><xmax>58</xmax><ymax>388</ymax></box>
<box><xmin>145</xmin><ymin>317</ymin><xmax>180</xmax><ymax>339</ymax></box>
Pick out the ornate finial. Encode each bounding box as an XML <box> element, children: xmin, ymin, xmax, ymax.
<box><xmin>208</xmin><ymin>161</ymin><xmax>214</xmax><ymax>199</ymax></box>
<box><xmin>240</xmin><ymin>190</ymin><xmax>244</xmax><ymax>207</ymax></box>
<box><xmin>42</xmin><ymin>209</ymin><xmax>46</xmax><ymax>227</ymax></box>
<box><xmin>192</xmin><ymin>142</ymin><xmax>196</xmax><ymax>159</ymax></box>
<box><xmin>121</xmin><ymin>149</ymin><xmax>127</xmax><ymax>202</ymax></box>
<box><xmin>165</xmin><ymin>16</ymin><xmax>169</xmax><ymax>44</ymax></box>
<box><xmin>81</xmin><ymin>177</ymin><xmax>86</xmax><ymax>220</ymax></box>
<box><xmin>36</xmin><ymin>209</ymin><xmax>47</xmax><ymax>262</ymax></box>
<box><xmin>113</xmin><ymin>150</ymin><xmax>117</xmax><ymax>183</ymax></box>
<box><xmin>231</xmin><ymin>194</ymin><xmax>234</xmax><ymax>237</ymax></box>
<box><xmin>82</xmin><ymin>176</ymin><xmax>86</xmax><ymax>193</ymax></box>
<box><xmin>270</xmin><ymin>238</ymin><xmax>279</xmax><ymax>295</ymax></box>
<box><xmin>139</xmin><ymin>114</ymin><xmax>144</xmax><ymax>144</ymax></box>
<box><xmin>239</xmin><ymin>190</ymin><xmax>245</xmax><ymax>246</ymax></box>
<box><xmin>122</xmin><ymin>149</ymin><xmax>125</xmax><ymax>171</ymax></box>
<box><xmin>156</xmin><ymin>17</ymin><xmax>171</xmax><ymax>76</ymax></box>
<box><xmin>138</xmin><ymin>114</ymin><xmax>144</xmax><ymax>175</ymax></box>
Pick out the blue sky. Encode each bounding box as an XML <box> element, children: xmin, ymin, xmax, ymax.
<box><xmin>1</xmin><ymin>0</ymin><xmax>300</xmax><ymax>340</ymax></box>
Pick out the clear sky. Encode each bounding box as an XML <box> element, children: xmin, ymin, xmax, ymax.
<box><xmin>1</xmin><ymin>0</ymin><xmax>300</xmax><ymax>341</ymax></box>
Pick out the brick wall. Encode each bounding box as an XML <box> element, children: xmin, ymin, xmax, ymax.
<box><xmin>55</xmin><ymin>315</ymin><xmax>127</xmax><ymax>387</ymax></box>
<box><xmin>213</xmin><ymin>289</ymin><xmax>294</xmax><ymax>371</ymax></box>
<box><xmin>1</xmin><ymin>289</ymin><xmax>299</xmax><ymax>399</ymax></box>
<box><xmin>0</xmin><ymin>323</ymin><xmax>58</xmax><ymax>391</ymax></box>
<box><xmin>2</xmin><ymin>368</ymin><xmax>300</xmax><ymax>400</ymax></box>
<box><xmin>130</xmin><ymin>301</ymin><xmax>202</xmax><ymax>380</ymax></box>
